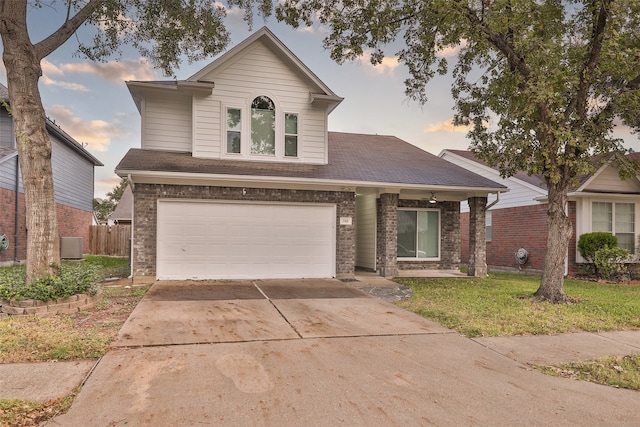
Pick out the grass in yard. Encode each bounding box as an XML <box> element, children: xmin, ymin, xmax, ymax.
<box><xmin>0</xmin><ymin>285</ymin><xmax>149</xmax><ymax>363</ymax></box>
<box><xmin>535</xmin><ymin>354</ymin><xmax>640</xmax><ymax>391</ymax></box>
<box><xmin>0</xmin><ymin>389</ymin><xmax>77</xmax><ymax>427</ymax></box>
<box><xmin>395</xmin><ymin>272</ymin><xmax>640</xmax><ymax>337</ymax></box>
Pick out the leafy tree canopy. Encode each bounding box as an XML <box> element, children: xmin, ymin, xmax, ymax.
<box><xmin>272</xmin><ymin>0</ymin><xmax>640</xmax><ymax>302</ymax></box>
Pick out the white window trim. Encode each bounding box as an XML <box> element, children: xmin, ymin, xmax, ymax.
<box><xmin>284</xmin><ymin>112</ymin><xmax>301</xmax><ymax>158</ymax></box>
<box><xmin>221</xmin><ymin>103</ymin><xmax>244</xmax><ymax>158</ymax></box>
<box><xmin>397</xmin><ymin>207</ymin><xmax>441</xmax><ymax>261</ymax></box>
<box><xmin>590</xmin><ymin>200</ymin><xmax>637</xmax><ymax>254</ymax></box>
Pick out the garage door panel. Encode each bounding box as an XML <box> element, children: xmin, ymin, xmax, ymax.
<box><xmin>157</xmin><ymin>201</ymin><xmax>335</xmax><ymax>280</ymax></box>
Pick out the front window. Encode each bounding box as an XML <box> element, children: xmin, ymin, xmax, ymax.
<box><xmin>592</xmin><ymin>202</ymin><xmax>635</xmax><ymax>253</ymax></box>
<box><xmin>226</xmin><ymin>108</ymin><xmax>241</xmax><ymax>154</ymax></box>
<box><xmin>251</xmin><ymin>96</ymin><xmax>275</xmax><ymax>155</ymax></box>
<box><xmin>284</xmin><ymin>113</ymin><xmax>298</xmax><ymax>157</ymax></box>
<box><xmin>397</xmin><ymin>209</ymin><xmax>440</xmax><ymax>259</ymax></box>
<box><xmin>486</xmin><ymin>210</ymin><xmax>492</xmax><ymax>242</ymax></box>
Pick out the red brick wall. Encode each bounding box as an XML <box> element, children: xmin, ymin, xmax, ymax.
<box><xmin>460</xmin><ymin>202</ymin><xmax>579</xmax><ymax>275</ymax></box>
<box><xmin>0</xmin><ymin>187</ymin><xmax>91</xmax><ymax>264</ymax></box>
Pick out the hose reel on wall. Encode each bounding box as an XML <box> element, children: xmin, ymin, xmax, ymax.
<box><xmin>515</xmin><ymin>247</ymin><xmax>528</xmax><ymax>265</ymax></box>
<box><xmin>0</xmin><ymin>234</ymin><xmax>9</xmax><ymax>253</ymax></box>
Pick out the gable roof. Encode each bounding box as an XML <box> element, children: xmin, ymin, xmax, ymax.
<box><xmin>443</xmin><ymin>149</ymin><xmax>640</xmax><ymax>194</ymax></box>
<box><xmin>444</xmin><ymin>149</ymin><xmax>547</xmax><ymax>190</ymax></box>
<box><xmin>108</xmin><ymin>185</ymin><xmax>133</xmax><ymax>222</ymax></box>
<box><xmin>0</xmin><ymin>83</ymin><xmax>103</xmax><ymax>167</ymax></box>
<box><xmin>116</xmin><ymin>132</ymin><xmax>506</xmax><ymax>192</ymax></box>
<box><xmin>127</xmin><ymin>27</ymin><xmax>343</xmax><ymax>114</ymax></box>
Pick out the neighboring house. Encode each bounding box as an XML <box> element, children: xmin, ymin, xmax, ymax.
<box><xmin>440</xmin><ymin>149</ymin><xmax>640</xmax><ymax>276</ymax></box>
<box><xmin>107</xmin><ymin>185</ymin><xmax>133</xmax><ymax>225</ymax></box>
<box><xmin>116</xmin><ymin>27</ymin><xmax>506</xmax><ymax>283</ymax></box>
<box><xmin>0</xmin><ymin>83</ymin><xmax>103</xmax><ymax>265</ymax></box>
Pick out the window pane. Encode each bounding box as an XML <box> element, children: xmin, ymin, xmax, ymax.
<box><xmin>285</xmin><ymin>113</ymin><xmax>297</xmax><ymax>134</ymax></box>
<box><xmin>227</xmin><ymin>108</ymin><xmax>241</xmax><ymax>131</ymax></box>
<box><xmin>486</xmin><ymin>211</ymin><xmax>492</xmax><ymax>242</ymax></box>
<box><xmin>285</xmin><ymin>135</ymin><xmax>298</xmax><ymax>157</ymax></box>
<box><xmin>592</xmin><ymin>202</ymin><xmax>612</xmax><ymax>232</ymax></box>
<box><xmin>251</xmin><ymin>109</ymin><xmax>275</xmax><ymax>155</ymax></box>
<box><xmin>615</xmin><ymin>203</ymin><xmax>634</xmax><ymax>233</ymax></box>
<box><xmin>418</xmin><ymin>211</ymin><xmax>439</xmax><ymax>258</ymax></box>
<box><xmin>397</xmin><ymin>210</ymin><xmax>417</xmax><ymax>257</ymax></box>
<box><xmin>227</xmin><ymin>131</ymin><xmax>241</xmax><ymax>154</ymax></box>
<box><xmin>616</xmin><ymin>233</ymin><xmax>635</xmax><ymax>253</ymax></box>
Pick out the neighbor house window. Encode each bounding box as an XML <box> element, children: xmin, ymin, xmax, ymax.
<box><xmin>284</xmin><ymin>113</ymin><xmax>298</xmax><ymax>157</ymax></box>
<box><xmin>397</xmin><ymin>209</ymin><xmax>440</xmax><ymax>259</ymax></box>
<box><xmin>592</xmin><ymin>202</ymin><xmax>635</xmax><ymax>253</ymax></box>
<box><xmin>251</xmin><ymin>96</ymin><xmax>275</xmax><ymax>155</ymax></box>
<box><xmin>486</xmin><ymin>210</ymin><xmax>492</xmax><ymax>242</ymax></box>
<box><xmin>226</xmin><ymin>108</ymin><xmax>241</xmax><ymax>154</ymax></box>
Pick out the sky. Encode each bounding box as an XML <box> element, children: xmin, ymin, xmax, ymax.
<box><xmin>2</xmin><ymin>2</ymin><xmax>639</xmax><ymax>199</ymax></box>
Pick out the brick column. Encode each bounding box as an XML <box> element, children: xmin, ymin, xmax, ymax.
<box><xmin>468</xmin><ymin>196</ymin><xmax>487</xmax><ymax>277</ymax></box>
<box><xmin>378</xmin><ymin>193</ymin><xmax>399</xmax><ymax>277</ymax></box>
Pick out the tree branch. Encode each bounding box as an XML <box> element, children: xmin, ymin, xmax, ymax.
<box><xmin>564</xmin><ymin>0</ymin><xmax>611</xmax><ymax>124</ymax></box>
<box><xmin>34</xmin><ymin>0</ymin><xmax>103</xmax><ymax>60</ymax></box>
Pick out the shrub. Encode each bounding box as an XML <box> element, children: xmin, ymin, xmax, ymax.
<box><xmin>0</xmin><ymin>263</ymin><xmax>101</xmax><ymax>302</ymax></box>
<box><xmin>578</xmin><ymin>232</ymin><xmax>619</xmax><ymax>263</ymax></box>
<box><xmin>594</xmin><ymin>246</ymin><xmax>631</xmax><ymax>280</ymax></box>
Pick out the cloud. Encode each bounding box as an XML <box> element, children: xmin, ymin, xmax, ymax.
<box><xmin>356</xmin><ymin>50</ymin><xmax>400</xmax><ymax>75</ymax></box>
<box><xmin>61</xmin><ymin>58</ymin><xmax>157</xmax><ymax>82</ymax></box>
<box><xmin>436</xmin><ymin>39</ymin><xmax>467</xmax><ymax>58</ymax></box>
<box><xmin>95</xmin><ymin>175</ymin><xmax>123</xmax><ymax>196</ymax></box>
<box><xmin>424</xmin><ymin>119</ymin><xmax>472</xmax><ymax>134</ymax></box>
<box><xmin>47</xmin><ymin>104</ymin><xmax>129</xmax><ymax>152</ymax></box>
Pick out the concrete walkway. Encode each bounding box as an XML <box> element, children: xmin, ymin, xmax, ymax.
<box><xmin>2</xmin><ymin>277</ymin><xmax>640</xmax><ymax>426</ymax></box>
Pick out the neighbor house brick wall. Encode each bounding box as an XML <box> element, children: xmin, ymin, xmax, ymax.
<box><xmin>461</xmin><ymin>203</ymin><xmax>549</xmax><ymax>273</ymax></box>
<box><xmin>132</xmin><ymin>184</ymin><xmax>356</xmax><ymax>282</ymax></box>
<box><xmin>0</xmin><ymin>188</ymin><xmax>91</xmax><ymax>264</ymax></box>
<box><xmin>57</xmin><ymin>204</ymin><xmax>92</xmax><ymax>254</ymax></box>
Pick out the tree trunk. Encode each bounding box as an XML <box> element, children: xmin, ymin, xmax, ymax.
<box><xmin>535</xmin><ymin>182</ymin><xmax>573</xmax><ymax>303</ymax></box>
<box><xmin>1</xmin><ymin>5</ymin><xmax>61</xmax><ymax>284</ymax></box>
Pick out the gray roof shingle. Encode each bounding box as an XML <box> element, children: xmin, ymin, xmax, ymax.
<box><xmin>116</xmin><ymin>132</ymin><xmax>506</xmax><ymax>190</ymax></box>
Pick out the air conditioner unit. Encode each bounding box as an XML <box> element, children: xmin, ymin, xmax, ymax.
<box><xmin>60</xmin><ymin>237</ymin><xmax>83</xmax><ymax>259</ymax></box>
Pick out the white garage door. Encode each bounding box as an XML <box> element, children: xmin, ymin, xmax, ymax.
<box><xmin>156</xmin><ymin>201</ymin><xmax>336</xmax><ymax>280</ymax></box>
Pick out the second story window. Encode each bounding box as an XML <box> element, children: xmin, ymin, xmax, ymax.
<box><xmin>251</xmin><ymin>96</ymin><xmax>275</xmax><ymax>155</ymax></box>
<box><xmin>226</xmin><ymin>108</ymin><xmax>241</xmax><ymax>154</ymax></box>
<box><xmin>284</xmin><ymin>113</ymin><xmax>298</xmax><ymax>157</ymax></box>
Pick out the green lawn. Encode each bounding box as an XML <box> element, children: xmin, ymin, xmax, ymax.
<box><xmin>395</xmin><ymin>272</ymin><xmax>640</xmax><ymax>337</ymax></box>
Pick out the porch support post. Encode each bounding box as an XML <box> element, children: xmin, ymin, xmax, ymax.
<box><xmin>468</xmin><ymin>196</ymin><xmax>487</xmax><ymax>277</ymax></box>
<box><xmin>378</xmin><ymin>193</ymin><xmax>399</xmax><ymax>277</ymax></box>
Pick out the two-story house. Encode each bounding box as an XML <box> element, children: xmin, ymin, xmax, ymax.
<box><xmin>0</xmin><ymin>83</ymin><xmax>103</xmax><ymax>265</ymax></box>
<box><xmin>116</xmin><ymin>27</ymin><xmax>507</xmax><ymax>283</ymax></box>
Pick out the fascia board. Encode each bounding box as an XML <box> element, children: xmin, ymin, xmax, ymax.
<box><xmin>116</xmin><ymin>169</ymin><xmax>509</xmax><ymax>194</ymax></box>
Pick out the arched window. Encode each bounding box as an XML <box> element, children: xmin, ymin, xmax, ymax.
<box><xmin>251</xmin><ymin>96</ymin><xmax>275</xmax><ymax>155</ymax></box>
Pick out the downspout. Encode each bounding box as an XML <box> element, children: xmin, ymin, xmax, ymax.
<box><xmin>486</xmin><ymin>192</ymin><xmax>500</xmax><ymax>210</ymax></box>
<box><xmin>14</xmin><ymin>154</ymin><xmax>19</xmax><ymax>263</ymax></box>
<box><xmin>127</xmin><ymin>174</ymin><xmax>134</xmax><ymax>279</ymax></box>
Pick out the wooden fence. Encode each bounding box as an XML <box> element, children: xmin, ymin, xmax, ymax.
<box><xmin>90</xmin><ymin>225</ymin><xmax>131</xmax><ymax>257</ymax></box>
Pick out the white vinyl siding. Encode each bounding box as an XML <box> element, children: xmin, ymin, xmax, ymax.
<box><xmin>193</xmin><ymin>41</ymin><xmax>328</xmax><ymax>163</ymax></box>
<box><xmin>440</xmin><ymin>151</ymin><xmax>546</xmax><ymax>212</ymax></box>
<box><xmin>355</xmin><ymin>193</ymin><xmax>376</xmax><ymax>270</ymax></box>
<box><xmin>156</xmin><ymin>200</ymin><xmax>336</xmax><ymax>279</ymax></box>
<box><xmin>584</xmin><ymin>165</ymin><xmax>640</xmax><ymax>193</ymax></box>
<box><xmin>142</xmin><ymin>92</ymin><xmax>192</xmax><ymax>152</ymax></box>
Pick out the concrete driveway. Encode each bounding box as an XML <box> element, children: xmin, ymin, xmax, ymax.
<box><xmin>52</xmin><ymin>279</ymin><xmax>640</xmax><ymax>426</ymax></box>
